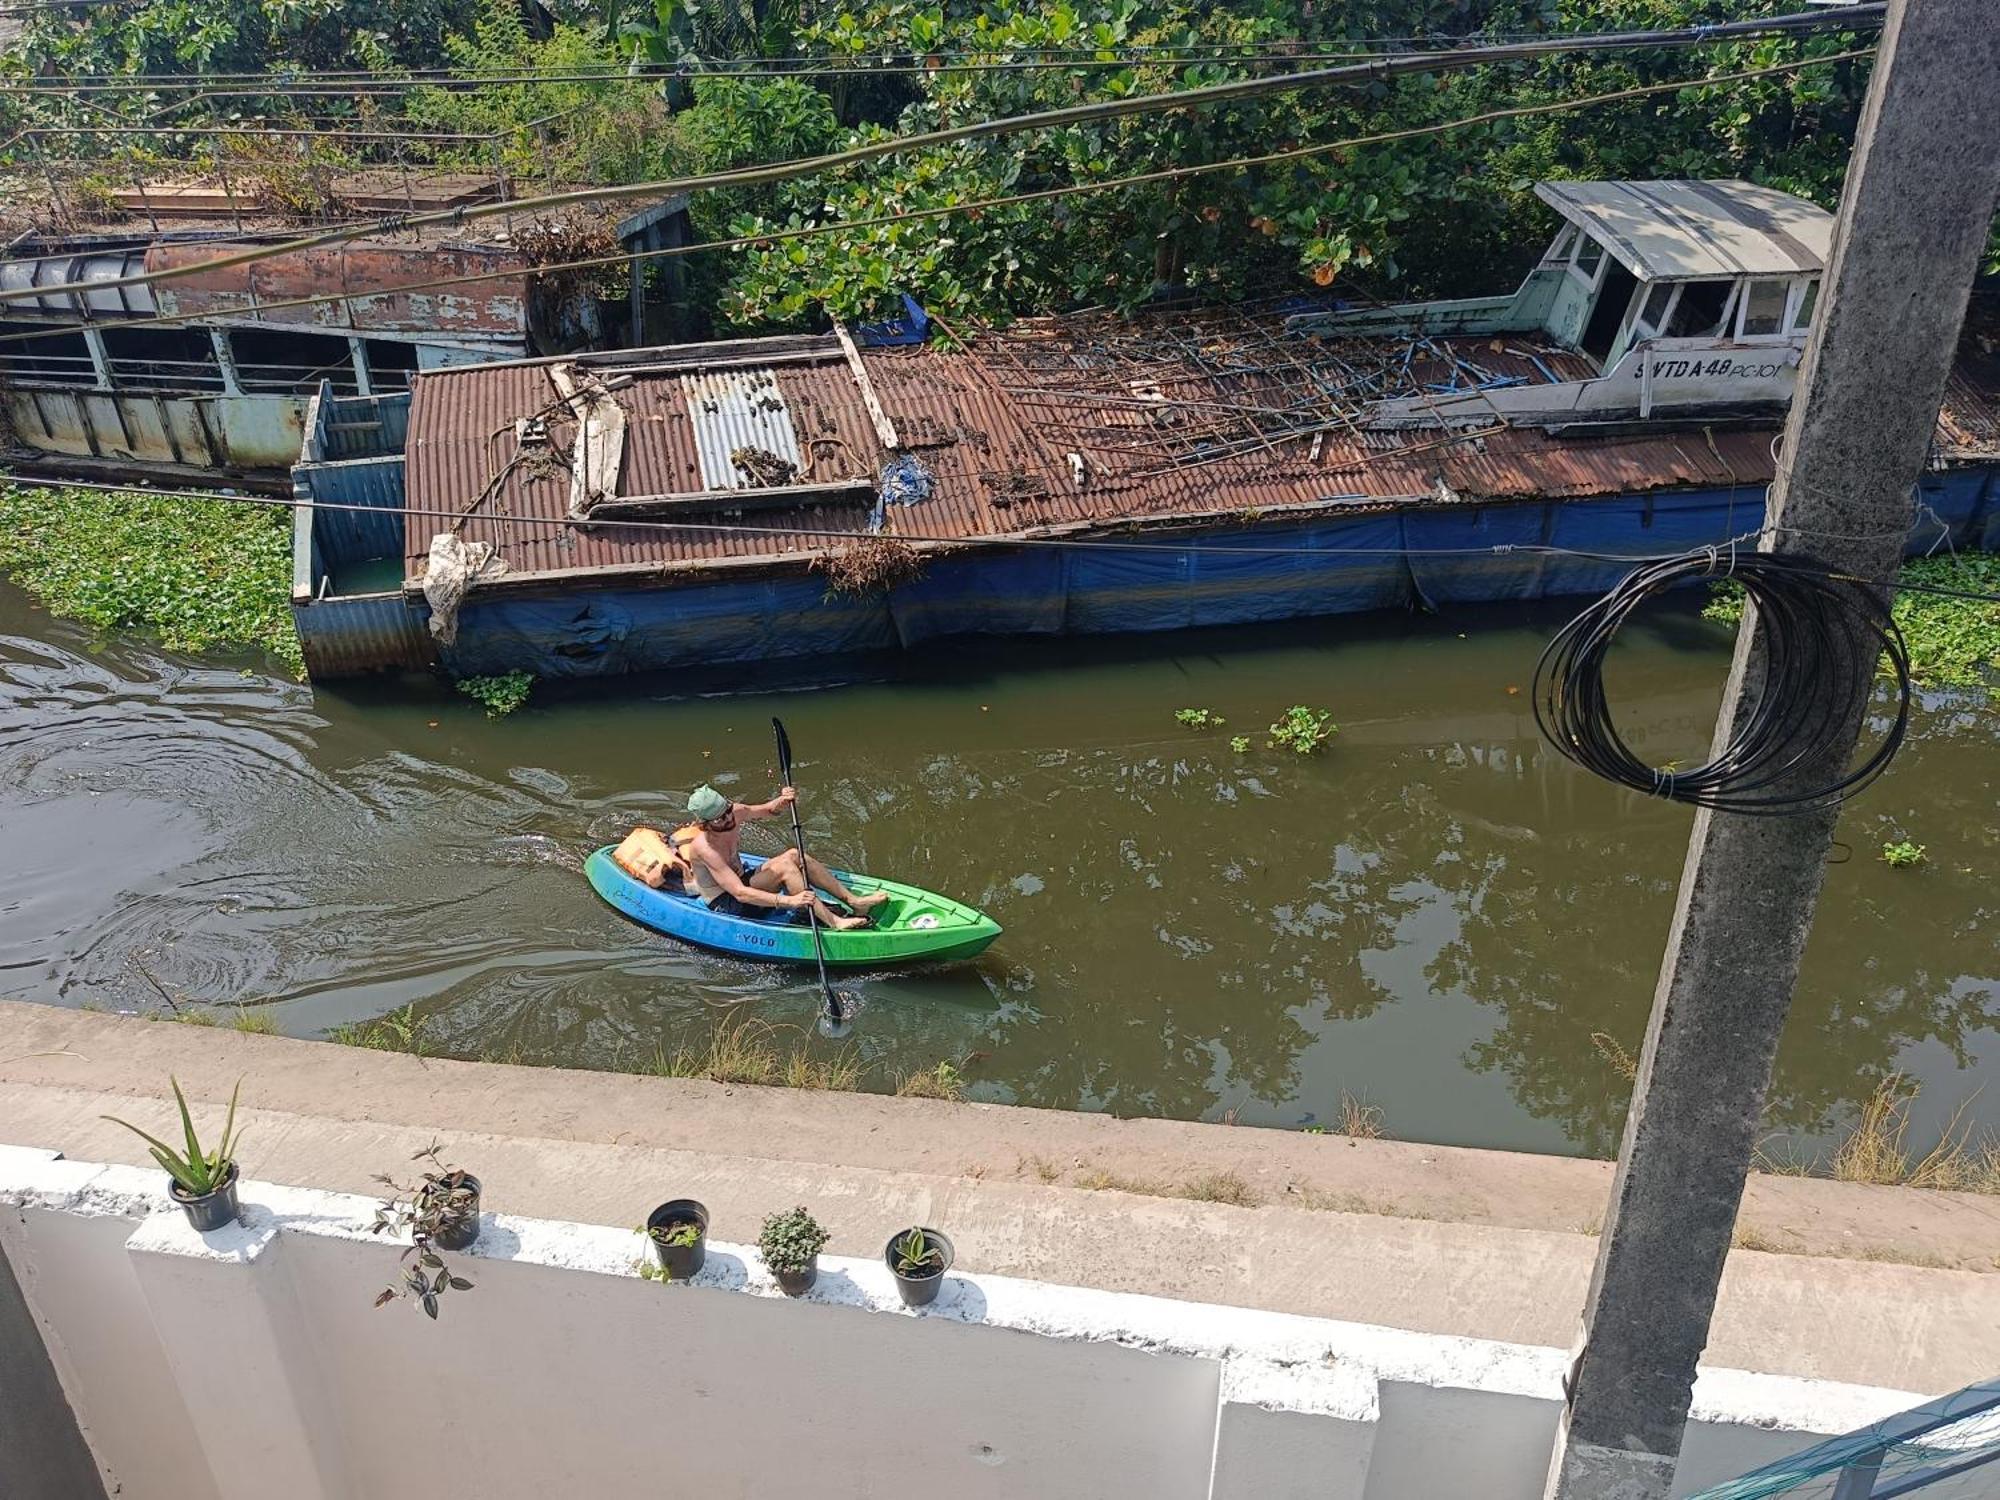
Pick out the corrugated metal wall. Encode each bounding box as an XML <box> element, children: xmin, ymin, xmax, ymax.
<box><xmin>293</xmin><ymin>593</ymin><xmax>436</xmax><ymax>677</ymax></box>
<box><xmin>300</xmin><ymin>456</ymin><xmax>406</xmax><ymax>565</ymax></box>
<box><xmin>316</xmin><ymin>392</ymin><xmax>411</xmax><ymax>461</ymax></box>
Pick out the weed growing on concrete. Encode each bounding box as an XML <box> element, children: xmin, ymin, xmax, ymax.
<box><xmin>894</xmin><ymin>1060</ymin><xmax>965</xmax><ymax>1101</ymax></box>
<box><xmin>1018</xmin><ymin>1153</ymin><xmax>1063</xmax><ymax>1184</ymax></box>
<box><xmin>1338</xmin><ymin>1092</ymin><xmax>1384</xmax><ymax>1139</ymax></box>
<box><xmin>144</xmin><ymin>1007</ymin><xmax>218</xmax><ymax>1026</ymax></box>
<box><xmin>227</xmin><ymin>1010</ymin><xmax>280</xmax><ymax>1035</ymax></box>
<box><xmin>326</xmin><ymin>1003</ymin><xmax>429</xmax><ymax>1057</ymax></box>
<box><xmin>456</xmin><ymin>671</ymin><xmax>534</xmax><ymax>718</ymax></box>
<box><xmin>650</xmin><ymin>1016</ymin><xmax>867</xmax><ymax>1092</ymax></box>
<box><xmin>0</xmin><ymin>483</ymin><xmax>304</xmax><ymax>677</ymax></box>
<box><xmin>1181</xmin><ymin>1171</ymin><xmax>1259</xmax><ymax>1207</ymax></box>
<box><xmin>1830</xmin><ymin>1074</ymin><xmax>2000</xmax><ymax>1193</ymax></box>
<box><xmin>1729</xmin><ymin>1224</ymin><xmax>1791</xmax><ymax>1253</ymax></box>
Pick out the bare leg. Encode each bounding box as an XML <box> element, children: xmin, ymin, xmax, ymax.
<box><xmin>801</xmin><ymin>853</ymin><xmax>888</xmax><ymax>912</ymax></box>
<box><xmin>747</xmin><ymin>852</ymin><xmax>867</xmax><ymax>930</ymax></box>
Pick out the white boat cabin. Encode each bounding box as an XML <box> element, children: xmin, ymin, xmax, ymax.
<box><xmin>1289</xmin><ymin>179</ymin><xmax>1833</xmax><ymax>428</ymax></box>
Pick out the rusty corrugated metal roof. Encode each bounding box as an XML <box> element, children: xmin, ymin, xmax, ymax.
<box><xmin>396</xmin><ymin>313</ymin><xmax>1998</xmax><ymax>586</ymax></box>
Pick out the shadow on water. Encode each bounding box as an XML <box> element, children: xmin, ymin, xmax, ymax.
<box><xmin>1</xmin><ymin>580</ymin><xmax>1994</xmax><ymax>1160</ymax></box>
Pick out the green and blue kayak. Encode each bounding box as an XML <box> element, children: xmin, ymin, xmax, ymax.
<box><xmin>585</xmin><ymin>847</ymin><xmax>1001</xmax><ymax>968</ymax></box>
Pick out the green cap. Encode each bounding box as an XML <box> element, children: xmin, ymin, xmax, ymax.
<box><xmin>687</xmin><ymin>785</ymin><xmax>730</xmax><ymax>821</ymax></box>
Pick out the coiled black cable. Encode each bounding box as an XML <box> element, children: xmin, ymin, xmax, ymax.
<box><xmin>1533</xmin><ymin>550</ymin><xmax>1912</xmax><ymax>815</ymax></box>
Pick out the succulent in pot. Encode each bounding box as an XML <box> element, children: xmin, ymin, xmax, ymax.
<box><xmin>884</xmin><ymin>1225</ymin><xmax>953</xmax><ymax>1308</ymax></box>
<box><xmin>757</xmin><ymin>1206</ymin><xmax>830</xmax><ymax>1296</ymax></box>
<box><xmin>102</xmin><ymin>1077</ymin><xmax>245</xmax><ymax>1233</ymax></box>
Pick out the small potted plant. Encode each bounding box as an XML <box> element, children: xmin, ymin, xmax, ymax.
<box><xmin>369</xmin><ymin>1142</ymin><xmax>480</xmax><ymax>1319</ymax></box>
<box><xmin>884</xmin><ymin>1225</ymin><xmax>953</xmax><ymax>1308</ymax></box>
<box><xmin>645</xmin><ymin>1198</ymin><xmax>709</xmax><ymax>1279</ymax></box>
<box><xmin>758</xmin><ymin>1206</ymin><xmax>831</xmax><ymax>1296</ymax></box>
<box><xmin>102</xmin><ymin>1077</ymin><xmax>245</xmax><ymax>1232</ymax></box>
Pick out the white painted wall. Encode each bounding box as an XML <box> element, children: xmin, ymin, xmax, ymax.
<box><xmin>0</xmin><ymin>1147</ymin><xmax>1925</xmax><ymax>1500</ymax></box>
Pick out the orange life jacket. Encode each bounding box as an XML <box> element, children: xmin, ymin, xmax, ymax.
<box><xmin>613</xmin><ymin>826</ymin><xmax>689</xmax><ymax>890</ymax></box>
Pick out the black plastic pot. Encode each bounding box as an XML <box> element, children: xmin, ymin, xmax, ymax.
<box><xmin>425</xmin><ymin>1173</ymin><xmax>482</xmax><ymax>1252</ymax></box>
<box><xmin>884</xmin><ymin>1226</ymin><xmax>953</xmax><ymax>1308</ymax></box>
<box><xmin>170</xmin><ymin>1161</ymin><xmax>240</xmax><ymax>1233</ymax></box>
<box><xmin>646</xmin><ymin>1199</ymin><xmax>709</xmax><ymax>1279</ymax></box>
<box><xmin>773</xmin><ymin>1259</ymin><xmax>818</xmax><ymax>1297</ymax></box>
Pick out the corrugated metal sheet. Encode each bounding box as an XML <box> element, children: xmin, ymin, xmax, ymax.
<box><xmin>679</xmin><ymin>369</ymin><xmax>802</xmax><ymax>489</ymax></box>
<box><xmin>292</xmin><ymin>593</ymin><xmax>436</xmax><ymax>676</ymax></box>
<box><xmin>315</xmin><ymin>392</ymin><xmax>411</xmax><ymax>461</ymax></box>
<box><xmin>390</xmin><ymin>315</ymin><xmax>2000</xmax><ymax>588</ymax></box>
<box><xmin>300</xmin><ymin>455</ymin><xmax>407</xmax><ymax>564</ymax></box>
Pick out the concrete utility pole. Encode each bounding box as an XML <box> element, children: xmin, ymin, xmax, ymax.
<box><xmin>1544</xmin><ymin>4</ymin><xmax>2000</xmax><ymax>1498</ymax></box>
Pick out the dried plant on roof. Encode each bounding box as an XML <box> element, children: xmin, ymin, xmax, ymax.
<box><xmin>813</xmin><ymin>536</ymin><xmax>928</xmax><ymax>597</ymax></box>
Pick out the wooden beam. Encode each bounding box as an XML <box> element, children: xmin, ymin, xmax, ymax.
<box><xmin>831</xmin><ymin>320</ymin><xmax>899</xmax><ymax>452</ymax></box>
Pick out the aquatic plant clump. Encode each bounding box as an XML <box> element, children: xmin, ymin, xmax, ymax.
<box><xmin>0</xmin><ymin>484</ymin><xmax>304</xmax><ymax>677</ymax></box>
<box><xmin>1268</xmin><ymin>706</ymin><xmax>1337</xmax><ymax>755</ymax></box>
<box><xmin>456</xmin><ymin>671</ymin><xmax>534</xmax><ymax>717</ymax></box>
<box><xmin>1880</xmin><ymin>840</ymin><xmax>1926</xmax><ymax>869</ymax></box>
<box><xmin>1175</xmin><ymin>707</ymin><xmax>1225</xmax><ymax>728</ymax></box>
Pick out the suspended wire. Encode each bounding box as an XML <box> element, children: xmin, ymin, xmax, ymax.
<box><xmin>0</xmin><ymin>7</ymin><xmax>1887</xmax><ymax>309</ymax></box>
<box><xmin>0</xmin><ymin>48</ymin><xmax>1877</xmax><ymax>347</ymax></box>
<box><xmin>1533</xmin><ymin>550</ymin><xmax>1913</xmax><ymax>815</ymax></box>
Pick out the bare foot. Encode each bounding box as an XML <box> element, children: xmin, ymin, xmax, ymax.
<box><xmin>828</xmin><ymin>912</ymin><xmax>871</xmax><ymax>932</ymax></box>
<box><xmin>850</xmin><ymin>890</ymin><xmax>890</xmax><ymax>912</ymax></box>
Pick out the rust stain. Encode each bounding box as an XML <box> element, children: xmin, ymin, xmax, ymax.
<box><xmin>147</xmin><ymin>239</ymin><xmax>529</xmax><ymax>334</ymax></box>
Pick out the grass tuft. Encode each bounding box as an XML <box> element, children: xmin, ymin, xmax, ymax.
<box><xmin>324</xmin><ymin>1003</ymin><xmax>428</xmax><ymax>1057</ymax></box>
<box><xmin>648</xmin><ymin>1016</ymin><xmax>869</xmax><ymax>1093</ymax></box>
<box><xmin>1830</xmin><ymin>1074</ymin><xmax>2000</xmax><ymax>1194</ymax></box>
<box><xmin>228</xmin><ymin>1010</ymin><xmax>280</xmax><ymax>1035</ymax></box>
<box><xmin>894</xmin><ymin>1060</ymin><xmax>965</xmax><ymax>1101</ymax></box>
<box><xmin>1338</xmin><ymin>1091</ymin><xmax>1384</xmax><ymax>1139</ymax></box>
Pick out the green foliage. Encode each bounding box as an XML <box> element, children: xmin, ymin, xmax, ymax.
<box><xmin>1229</xmin><ymin>734</ymin><xmax>1251</xmax><ymax>753</ymax></box>
<box><xmin>369</xmin><ymin>1142</ymin><xmax>477</xmax><ymax>1319</ymax></box>
<box><xmin>101</xmin><ymin>1077</ymin><xmax>244</xmax><ymax>1198</ymax></box>
<box><xmin>1707</xmin><ymin>556</ymin><xmax>1998</xmax><ymax>688</ymax></box>
<box><xmin>0</xmin><ymin>485</ymin><xmax>303</xmax><ymax>678</ymax></box>
<box><xmin>649</xmin><ymin>1218</ymin><xmax>702</xmax><ymax>1248</ymax></box>
<box><xmin>1268</xmin><ymin>705</ymin><xmax>1337</xmax><ymax>755</ymax></box>
<box><xmin>891</xmin><ymin>1225</ymin><xmax>943</xmax><ymax>1277</ymax></box>
<box><xmin>1174</xmin><ymin>707</ymin><xmax>1224</xmax><ymax>728</ymax></box>
<box><xmin>326</xmin><ymin>1003</ymin><xmax>430</xmax><ymax>1056</ymax></box>
<box><xmin>457</xmin><ymin>671</ymin><xmax>535</xmax><ymax>718</ymax></box>
<box><xmin>1879</xmin><ymin>840</ymin><xmax>1926</xmax><ymax>869</ymax></box>
<box><xmin>757</xmin><ymin>1205</ymin><xmax>831</xmax><ymax>1275</ymax></box>
<box><xmin>1892</xmin><ymin>556</ymin><xmax>2000</xmax><ymax>688</ymax></box>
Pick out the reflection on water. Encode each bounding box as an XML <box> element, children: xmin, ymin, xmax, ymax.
<box><xmin>1</xmin><ymin>580</ymin><xmax>1993</xmax><ymax>1158</ymax></box>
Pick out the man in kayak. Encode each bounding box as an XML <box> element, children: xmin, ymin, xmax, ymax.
<box><xmin>679</xmin><ymin>784</ymin><xmax>887</xmax><ymax>930</ymax></box>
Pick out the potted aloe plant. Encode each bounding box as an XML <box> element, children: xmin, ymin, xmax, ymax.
<box><xmin>757</xmin><ymin>1206</ymin><xmax>830</xmax><ymax>1296</ymax></box>
<box><xmin>102</xmin><ymin>1077</ymin><xmax>244</xmax><ymax>1232</ymax></box>
<box><xmin>644</xmin><ymin>1198</ymin><xmax>709</xmax><ymax>1279</ymax></box>
<box><xmin>369</xmin><ymin>1142</ymin><xmax>480</xmax><ymax>1320</ymax></box>
<box><xmin>884</xmin><ymin>1225</ymin><xmax>953</xmax><ymax>1308</ymax></box>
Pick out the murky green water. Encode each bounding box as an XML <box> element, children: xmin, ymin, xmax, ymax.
<box><xmin>2</xmin><ymin>580</ymin><xmax>1993</xmax><ymax>1159</ymax></box>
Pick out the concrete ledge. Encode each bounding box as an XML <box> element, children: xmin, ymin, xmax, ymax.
<box><xmin>2</xmin><ymin>1000</ymin><xmax>1996</xmax><ymax>1397</ymax></box>
<box><xmin>0</xmin><ymin>1153</ymin><xmax>1935</xmax><ymax>1500</ymax></box>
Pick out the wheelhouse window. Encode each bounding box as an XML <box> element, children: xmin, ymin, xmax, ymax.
<box><xmin>1791</xmin><ymin>277</ymin><xmax>1820</xmax><ymax>332</ymax></box>
<box><xmin>1632</xmin><ymin>281</ymin><xmax>1676</xmax><ymax>337</ymax></box>
<box><xmin>361</xmin><ymin>338</ymin><xmax>421</xmax><ymax>393</ymax></box>
<box><xmin>1570</xmin><ymin>234</ymin><xmax>1606</xmax><ymax>288</ymax></box>
<box><xmin>1666</xmin><ymin>280</ymin><xmax>1734</xmax><ymax>338</ymax></box>
<box><xmin>98</xmin><ymin>324</ymin><xmax>224</xmax><ymax>393</ymax></box>
<box><xmin>1737</xmin><ymin>280</ymin><xmax>1791</xmax><ymax>338</ymax></box>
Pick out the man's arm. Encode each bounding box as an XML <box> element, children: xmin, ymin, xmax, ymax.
<box><xmin>738</xmin><ymin>786</ymin><xmax>797</xmax><ymax>822</ymax></box>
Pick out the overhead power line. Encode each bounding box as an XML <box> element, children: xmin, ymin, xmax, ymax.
<box><xmin>0</xmin><ymin>50</ymin><xmax>1876</xmax><ymax>350</ymax></box>
<box><xmin>0</xmin><ymin>6</ymin><xmax>1887</xmax><ymax>310</ymax></box>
